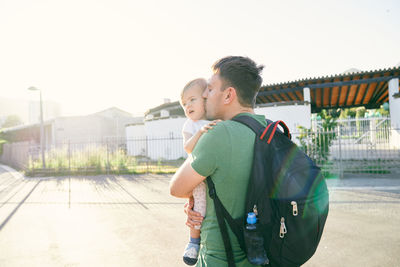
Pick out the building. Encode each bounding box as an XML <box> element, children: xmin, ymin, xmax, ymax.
<box><xmin>2</xmin><ymin>107</ymin><xmax>143</xmax><ymax>146</ymax></box>
<box><xmin>0</xmin><ymin>107</ymin><xmax>143</xmax><ymax>169</ymax></box>
<box><xmin>126</xmin><ymin>100</ymin><xmax>186</xmax><ymax>160</ymax></box>
<box><xmin>257</xmin><ymin>65</ymin><xmax>400</xmax><ymax>147</ymax></box>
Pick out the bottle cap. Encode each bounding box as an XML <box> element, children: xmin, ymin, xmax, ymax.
<box><xmin>247</xmin><ymin>212</ymin><xmax>257</xmax><ymax>224</ymax></box>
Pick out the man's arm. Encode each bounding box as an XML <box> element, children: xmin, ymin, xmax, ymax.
<box><xmin>169</xmin><ymin>158</ymin><xmax>206</xmax><ymax>198</ymax></box>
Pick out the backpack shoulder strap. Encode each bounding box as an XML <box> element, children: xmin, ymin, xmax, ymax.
<box><xmin>232</xmin><ymin>115</ymin><xmax>275</xmax><ymax>141</ymax></box>
<box><xmin>206</xmin><ymin>176</ymin><xmax>236</xmax><ymax>267</ymax></box>
<box><xmin>231</xmin><ymin>115</ymin><xmax>266</xmax><ymax>135</ymax></box>
<box><xmin>206</xmin><ymin>176</ymin><xmax>246</xmax><ymax>267</ymax></box>
<box><xmin>264</xmin><ymin>120</ymin><xmax>292</xmax><ymax>143</ymax></box>
<box><xmin>232</xmin><ymin>115</ymin><xmax>291</xmax><ymax>142</ymax></box>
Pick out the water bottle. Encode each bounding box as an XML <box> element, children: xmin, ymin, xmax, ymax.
<box><xmin>244</xmin><ymin>212</ymin><xmax>269</xmax><ymax>265</ymax></box>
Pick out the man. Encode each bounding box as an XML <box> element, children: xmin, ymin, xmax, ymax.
<box><xmin>170</xmin><ymin>56</ymin><xmax>266</xmax><ymax>266</ymax></box>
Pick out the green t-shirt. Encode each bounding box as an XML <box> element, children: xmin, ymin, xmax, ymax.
<box><xmin>191</xmin><ymin>113</ymin><xmax>267</xmax><ymax>267</ymax></box>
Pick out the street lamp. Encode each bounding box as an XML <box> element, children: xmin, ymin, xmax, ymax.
<box><xmin>28</xmin><ymin>86</ymin><xmax>46</xmax><ymax>168</ymax></box>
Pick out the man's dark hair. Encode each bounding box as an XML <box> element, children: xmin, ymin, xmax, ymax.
<box><xmin>212</xmin><ymin>56</ymin><xmax>264</xmax><ymax>108</ymax></box>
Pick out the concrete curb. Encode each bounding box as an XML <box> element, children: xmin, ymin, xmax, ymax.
<box><xmin>0</xmin><ymin>164</ymin><xmax>24</xmax><ymax>180</ymax></box>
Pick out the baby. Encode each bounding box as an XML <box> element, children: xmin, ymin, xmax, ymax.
<box><xmin>180</xmin><ymin>78</ymin><xmax>219</xmax><ymax>265</ymax></box>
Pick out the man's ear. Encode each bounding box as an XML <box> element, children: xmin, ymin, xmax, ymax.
<box><xmin>223</xmin><ymin>87</ymin><xmax>237</xmax><ymax>104</ymax></box>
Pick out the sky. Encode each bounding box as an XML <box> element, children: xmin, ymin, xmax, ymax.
<box><xmin>0</xmin><ymin>0</ymin><xmax>399</xmax><ymax>118</ymax></box>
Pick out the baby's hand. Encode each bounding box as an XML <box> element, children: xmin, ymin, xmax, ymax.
<box><xmin>200</xmin><ymin>120</ymin><xmax>222</xmax><ymax>133</ymax></box>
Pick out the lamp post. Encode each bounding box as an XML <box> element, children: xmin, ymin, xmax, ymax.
<box><xmin>28</xmin><ymin>86</ymin><xmax>46</xmax><ymax>168</ymax></box>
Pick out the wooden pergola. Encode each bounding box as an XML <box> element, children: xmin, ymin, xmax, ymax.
<box><xmin>257</xmin><ymin>66</ymin><xmax>400</xmax><ymax>113</ymax></box>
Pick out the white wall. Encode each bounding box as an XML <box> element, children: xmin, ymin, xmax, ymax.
<box><xmin>54</xmin><ymin>116</ymin><xmax>105</xmax><ymax>143</ymax></box>
<box><xmin>126</xmin><ymin>124</ymin><xmax>147</xmax><ymax>156</ymax></box>
<box><xmin>254</xmin><ymin>103</ymin><xmax>311</xmax><ymax>134</ymax></box>
<box><xmin>142</xmin><ymin>117</ymin><xmax>187</xmax><ymax>160</ymax></box>
<box><xmin>144</xmin><ymin>117</ymin><xmax>186</xmax><ymax>138</ymax></box>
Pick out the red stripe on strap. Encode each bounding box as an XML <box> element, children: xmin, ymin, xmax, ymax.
<box><xmin>267</xmin><ymin>122</ymin><xmax>280</xmax><ymax>144</ymax></box>
<box><xmin>260</xmin><ymin>123</ymin><xmax>272</xmax><ymax>140</ymax></box>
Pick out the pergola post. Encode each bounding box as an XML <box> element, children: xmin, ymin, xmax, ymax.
<box><xmin>303</xmin><ymin>87</ymin><xmax>310</xmax><ymax>102</ymax></box>
<box><xmin>303</xmin><ymin>87</ymin><xmax>312</xmax><ymax>129</ymax></box>
<box><xmin>388</xmin><ymin>78</ymin><xmax>400</xmax><ymax>148</ymax></box>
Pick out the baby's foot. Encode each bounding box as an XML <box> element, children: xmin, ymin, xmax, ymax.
<box><xmin>182</xmin><ymin>242</ymin><xmax>199</xmax><ymax>266</ymax></box>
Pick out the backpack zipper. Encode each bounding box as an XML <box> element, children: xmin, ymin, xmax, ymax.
<box><xmin>253</xmin><ymin>205</ymin><xmax>258</xmax><ymax>215</ymax></box>
<box><xmin>279</xmin><ymin>217</ymin><xmax>287</xmax><ymax>238</ymax></box>
<box><xmin>291</xmin><ymin>201</ymin><xmax>298</xmax><ymax>216</ymax></box>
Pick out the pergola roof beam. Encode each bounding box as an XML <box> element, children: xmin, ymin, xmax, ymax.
<box><xmin>369</xmin><ymin>81</ymin><xmax>386</xmax><ymax>103</ymax></box>
<box><xmin>371</xmin><ymin>83</ymin><xmax>389</xmax><ymax>103</ymax></box>
<box><xmin>360</xmin><ymin>82</ymin><xmax>373</xmax><ymax>105</ymax></box>
<box><xmin>258</xmin><ymin>75</ymin><xmax>399</xmax><ymax>97</ymax></box>
<box><xmin>351</xmin><ymin>83</ymin><xmax>362</xmax><ymax>106</ymax></box>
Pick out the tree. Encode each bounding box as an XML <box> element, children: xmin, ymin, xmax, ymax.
<box><xmin>297</xmin><ymin>109</ymin><xmax>337</xmax><ymax>169</ymax></box>
<box><xmin>377</xmin><ymin>104</ymin><xmax>389</xmax><ymax>117</ymax></box>
<box><xmin>1</xmin><ymin>115</ymin><xmax>23</xmax><ymax>128</ymax></box>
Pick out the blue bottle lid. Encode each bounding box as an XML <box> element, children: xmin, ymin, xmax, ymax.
<box><xmin>247</xmin><ymin>212</ymin><xmax>257</xmax><ymax>224</ymax></box>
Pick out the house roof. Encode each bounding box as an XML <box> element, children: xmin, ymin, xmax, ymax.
<box><xmin>92</xmin><ymin>107</ymin><xmax>133</xmax><ymax>117</ymax></box>
<box><xmin>144</xmin><ymin>101</ymin><xmax>182</xmax><ymax>115</ymax></box>
<box><xmin>1</xmin><ymin>107</ymin><xmax>142</xmax><ymax>133</ymax></box>
<box><xmin>1</xmin><ymin>120</ymin><xmax>53</xmax><ymax>133</ymax></box>
<box><xmin>257</xmin><ymin>66</ymin><xmax>400</xmax><ymax>112</ymax></box>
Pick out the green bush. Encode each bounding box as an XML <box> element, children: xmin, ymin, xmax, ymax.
<box><xmin>0</xmin><ymin>139</ymin><xmax>6</xmax><ymax>155</ymax></box>
<box><xmin>27</xmin><ymin>145</ymin><xmax>179</xmax><ymax>175</ymax></box>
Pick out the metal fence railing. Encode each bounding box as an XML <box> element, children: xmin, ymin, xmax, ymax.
<box><xmin>20</xmin><ymin>136</ymin><xmax>186</xmax><ymax>175</ymax></box>
<box><xmin>1</xmin><ymin>119</ymin><xmax>400</xmax><ymax>177</ymax></box>
<box><xmin>296</xmin><ymin>117</ymin><xmax>400</xmax><ymax>177</ymax></box>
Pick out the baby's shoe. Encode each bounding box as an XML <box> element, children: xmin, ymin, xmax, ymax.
<box><xmin>182</xmin><ymin>242</ymin><xmax>199</xmax><ymax>266</ymax></box>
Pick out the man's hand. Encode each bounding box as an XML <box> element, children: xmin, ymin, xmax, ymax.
<box><xmin>200</xmin><ymin>120</ymin><xmax>222</xmax><ymax>133</ymax></box>
<box><xmin>184</xmin><ymin>196</ymin><xmax>204</xmax><ymax>228</ymax></box>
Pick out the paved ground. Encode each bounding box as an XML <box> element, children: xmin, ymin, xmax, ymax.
<box><xmin>0</xmin><ymin>164</ymin><xmax>399</xmax><ymax>267</ymax></box>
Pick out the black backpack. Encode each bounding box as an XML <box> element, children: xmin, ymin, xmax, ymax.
<box><xmin>206</xmin><ymin>115</ymin><xmax>329</xmax><ymax>267</ymax></box>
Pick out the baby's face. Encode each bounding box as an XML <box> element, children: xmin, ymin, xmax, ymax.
<box><xmin>181</xmin><ymin>85</ymin><xmax>206</xmax><ymax>121</ymax></box>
